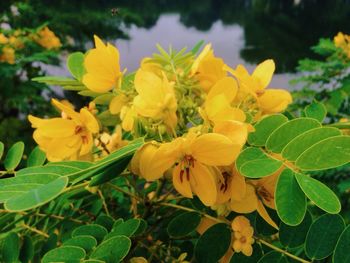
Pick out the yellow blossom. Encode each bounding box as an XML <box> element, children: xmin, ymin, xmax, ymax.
<box><xmin>191</xmin><ymin>43</ymin><xmax>227</xmax><ymax>92</ymax></box>
<box><xmin>232</xmin><ymin>216</ymin><xmax>255</xmax><ymax>256</ymax></box>
<box><xmin>133</xmin><ymin>69</ymin><xmax>178</xmax><ymax>130</ymax></box>
<box><xmin>0</xmin><ymin>33</ymin><xmax>8</xmax><ymax>44</ymax></box>
<box><xmin>95</xmin><ymin>126</ymin><xmax>127</xmax><ymax>155</ymax></box>
<box><xmin>0</xmin><ymin>47</ymin><xmax>15</xmax><ymax>64</ymax></box>
<box><xmin>200</xmin><ymin>77</ymin><xmax>246</xmax><ymax>126</ymax></box>
<box><xmin>109</xmin><ymin>93</ymin><xmax>137</xmax><ymax>131</ymax></box>
<box><xmin>34</xmin><ymin>26</ymin><xmax>61</xmax><ymax>49</ymax></box>
<box><xmin>83</xmin><ymin>35</ymin><xmax>122</xmax><ymax>93</ymax></box>
<box><xmin>226</xmin><ymin>60</ymin><xmax>292</xmax><ymax>115</ymax></box>
<box><xmin>136</xmin><ymin>130</ymin><xmax>241</xmax><ymax>206</ymax></box>
<box><xmin>334</xmin><ymin>32</ymin><xmax>350</xmax><ymax>58</ymax></box>
<box><xmin>28</xmin><ymin>99</ymin><xmax>99</xmax><ymax>161</ymax></box>
<box><xmin>230</xmin><ymin>171</ymin><xmax>281</xmax><ymax>229</ymax></box>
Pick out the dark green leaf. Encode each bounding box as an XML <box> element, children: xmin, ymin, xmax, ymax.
<box><xmin>0</xmin><ymin>232</ymin><xmax>19</xmax><ymax>262</ymax></box>
<box><xmin>72</xmin><ymin>224</ymin><xmax>108</xmax><ymax>243</ymax></box>
<box><xmin>105</xmin><ymin>219</ymin><xmax>140</xmax><ymax>240</ymax></box>
<box><xmin>305</xmin><ymin>214</ymin><xmax>345</xmax><ymax>260</ymax></box>
<box><xmin>63</xmin><ymin>235</ymin><xmax>97</xmax><ymax>252</ymax></box>
<box><xmin>333</xmin><ymin>225</ymin><xmax>350</xmax><ymax>263</ymax></box>
<box><xmin>194</xmin><ymin>223</ymin><xmax>231</xmax><ymax>263</ymax></box>
<box><xmin>19</xmin><ymin>235</ymin><xmax>34</xmax><ymax>263</ymax></box>
<box><xmin>167</xmin><ymin>212</ymin><xmax>201</xmax><ymax>238</ymax></box>
<box><xmin>90</xmin><ymin>236</ymin><xmax>131</xmax><ymax>263</ymax></box>
<box><xmin>230</xmin><ymin>243</ymin><xmax>262</xmax><ymax>262</ymax></box>
<box><xmin>42</xmin><ymin>246</ymin><xmax>86</xmax><ymax>263</ymax></box>
<box><xmin>257</xmin><ymin>251</ymin><xmax>288</xmax><ymax>263</ymax></box>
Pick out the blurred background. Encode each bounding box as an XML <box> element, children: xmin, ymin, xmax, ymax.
<box><xmin>1</xmin><ymin>0</ymin><xmax>350</xmax><ymax>150</ymax></box>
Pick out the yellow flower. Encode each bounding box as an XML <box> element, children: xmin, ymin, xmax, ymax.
<box><xmin>0</xmin><ymin>33</ymin><xmax>9</xmax><ymax>44</ymax></box>
<box><xmin>191</xmin><ymin>43</ymin><xmax>227</xmax><ymax>92</ymax></box>
<box><xmin>109</xmin><ymin>93</ymin><xmax>137</xmax><ymax>131</ymax></box>
<box><xmin>200</xmin><ymin>77</ymin><xmax>246</xmax><ymax>126</ymax></box>
<box><xmin>226</xmin><ymin>60</ymin><xmax>292</xmax><ymax>115</ymax></box>
<box><xmin>137</xmin><ymin>130</ymin><xmax>240</xmax><ymax>206</ymax></box>
<box><xmin>28</xmin><ymin>99</ymin><xmax>99</xmax><ymax>161</ymax></box>
<box><xmin>0</xmin><ymin>47</ymin><xmax>15</xmax><ymax>64</ymax></box>
<box><xmin>334</xmin><ymin>32</ymin><xmax>350</xmax><ymax>58</ymax></box>
<box><xmin>133</xmin><ymin>69</ymin><xmax>178</xmax><ymax>130</ymax></box>
<box><xmin>230</xmin><ymin>171</ymin><xmax>281</xmax><ymax>229</ymax></box>
<box><xmin>9</xmin><ymin>36</ymin><xmax>24</xmax><ymax>49</ymax></box>
<box><xmin>232</xmin><ymin>216</ymin><xmax>254</xmax><ymax>256</ymax></box>
<box><xmin>35</xmin><ymin>26</ymin><xmax>61</xmax><ymax>49</ymax></box>
<box><xmin>95</xmin><ymin>126</ymin><xmax>127</xmax><ymax>155</ymax></box>
<box><xmin>83</xmin><ymin>35</ymin><xmax>122</xmax><ymax>93</ymax></box>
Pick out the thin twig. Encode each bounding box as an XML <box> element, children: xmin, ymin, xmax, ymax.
<box><xmin>21</xmin><ymin>223</ymin><xmax>49</xmax><ymax>238</ymax></box>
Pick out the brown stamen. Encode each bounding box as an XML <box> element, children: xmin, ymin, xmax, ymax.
<box><xmin>75</xmin><ymin>125</ymin><xmax>83</xmax><ymax>134</ymax></box>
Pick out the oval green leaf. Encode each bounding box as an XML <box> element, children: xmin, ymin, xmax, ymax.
<box><xmin>42</xmin><ymin>246</ymin><xmax>86</xmax><ymax>263</ymax></box>
<box><xmin>333</xmin><ymin>225</ymin><xmax>350</xmax><ymax>263</ymax></box>
<box><xmin>105</xmin><ymin>219</ymin><xmax>140</xmax><ymax>240</ymax></box>
<box><xmin>27</xmin><ymin>146</ymin><xmax>46</xmax><ymax>167</ymax></box>
<box><xmin>0</xmin><ymin>232</ymin><xmax>19</xmax><ymax>262</ymax></box>
<box><xmin>4</xmin><ymin>141</ymin><xmax>24</xmax><ymax>171</ymax></box>
<box><xmin>257</xmin><ymin>251</ymin><xmax>288</xmax><ymax>263</ymax></box>
<box><xmin>266</xmin><ymin>118</ymin><xmax>321</xmax><ymax>153</ymax></box>
<box><xmin>90</xmin><ymin>236</ymin><xmax>131</xmax><ymax>263</ymax></box>
<box><xmin>282</xmin><ymin>127</ymin><xmax>341</xmax><ymax>161</ymax></box>
<box><xmin>305</xmin><ymin>214</ymin><xmax>345</xmax><ymax>260</ymax></box>
<box><xmin>248</xmin><ymin>114</ymin><xmax>288</xmax><ymax>146</ymax></box>
<box><xmin>304</xmin><ymin>101</ymin><xmax>327</xmax><ymax>123</ymax></box>
<box><xmin>72</xmin><ymin>224</ymin><xmax>108</xmax><ymax>243</ymax></box>
<box><xmin>236</xmin><ymin>147</ymin><xmax>282</xmax><ymax>178</ymax></box>
<box><xmin>167</xmin><ymin>212</ymin><xmax>201</xmax><ymax>238</ymax></box>
<box><xmin>295</xmin><ymin>135</ymin><xmax>350</xmax><ymax>171</ymax></box>
<box><xmin>275</xmin><ymin>169</ymin><xmax>306</xmax><ymax>226</ymax></box>
<box><xmin>279</xmin><ymin>211</ymin><xmax>312</xmax><ymax>248</ymax></box>
<box><xmin>67</xmin><ymin>52</ymin><xmax>85</xmax><ymax>81</ymax></box>
<box><xmin>63</xmin><ymin>235</ymin><xmax>97</xmax><ymax>251</ymax></box>
<box><xmin>194</xmin><ymin>223</ymin><xmax>231</xmax><ymax>263</ymax></box>
<box><xmin>295</xmin><ymin>173</ymin><xmax>341</xmax><ymax>214</ymax></box>
<box><xmin>0</xmin><ymin>142</ymin><xmax>4</xmax><ymax>160</ymax></box>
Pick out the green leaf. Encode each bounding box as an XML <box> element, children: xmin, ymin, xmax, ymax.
<box><xmin>248</xmin><ymin>114</ymin><xmax>288</xmax><ymax>146</ymax></box>
<box><xmin>4</xmin><ymin>141</ymin><xmax>24</xmax><ymax>171</ymax></box>
<box><xmin>305</xmin><ymin>214</ymin><xmax>345</xmax><ymax>260</ymax></box>
<box><xmin>236</xmin><ymin>147</ymin><xmax>282</xmax><ymax>178</ymax></box>
<box><xmin>27</xmin><ymin>146</ymin><xmax>46</xmax><ymax>167</ymax></box>
<box><xmin>230</xmin><ymin>244</ymin><xmax>263</xmax><ymax>262</ymax></box>
<box><xmin>266</xmin><ymin>118</ymin><xmax>321</xmax><ymax>153</ymax></box>
<box><xmin>94</xmin><ymin>94</ymin><xmax>115</xmax><ymax>105</ymax></box>
<box><xmin>295</xmin><ymin>173</ymin><xmax>341</xmax><ymax>214</ymax></box>
<box><xmin>167</xmin><ymin>212</ymin><xmax>201</xmax><ymax>238</ymax></box>
<box><xmin>279</xmin><ymin>211</ymin><xmax>312</xmax><ymax>248</ymax></box>
<box><xmin>3</xmin><ymin>176</ymin><xmax>68</xmax><ymax>211</ymax></box>
<box><xmin>281</xmin><ymin>127</ymin><xmax>341</xmax><ymax>161</ymax></box>
<box><xmin>0</xmin><ymin>142</ymin><xmax>4</xmax><ymax>160</ymax></box>
<box><xmin>89</xmin><ymin>156</ymin><xmax>131</xmax><ymax>186</ymax></box>
<box><xmin>257</xmin><ymin>251</ymin><xmax>288</xmax><ymax>263</ymax></box>
<box><xmin>304</xmin><ymin>101</ymin><xmax>327</xmax><ymax>122</ymax></box>
<box><xmin>79</xmin><ymin>90</ymin><xmax>102</xmax><ymax>97</ymax></box>
<box><xmin>42</xmin><ymin>246</ymin><xmax>86</xmax><ymax>263</ymax></box>
<box><xmin>191</xmin><ymin>40</ymin><xmax>204</xmax><ymax>54</ymax></box>
<box><xmin>72</xmin><ymin>224</ymin><xmax>108</xmax><ymax>243</ymax></box>
<box><xmin>275</xmin><ymin>169</ymin><xmax>306</xmax><ymax>226</ymax></box>
<box><xmin>96</xmin><ymin>215</ymin><xmax>115</xmax><ymax>231</ymax></box>
<box><xmin>32</xmin><ymin>76</ymin><xmax>84</xmax><ymax>88</ymax></box>
<box><xmin>295</xmin><ymin>135</ymin><xmax>350</xmax><ymax>171</ymax></box>
<box><xmin>63</xmin><ymin>235</ymin><xmax>97</xmax><ymax>252</ymax></box>
<box><xmin>194</xmin><ymin>223</ymin><xmax>231</xmax><ymax>263</ymax></box>
<box><xmin>0</xmin><ymin>232</ymin><xmax>19</xmax><ymax>262</ymax></box>
<box><xmin>333</xmin><ymin>225</ymin><xmax>350</xmax><ymax>263</ymax></box>
<box><xmin>105</xmin><ymin>219</ymin><xmax>140</xmax><ymax>240</ymax></box>
<box><xmin>90</xmin><ymin>236</ymin><xmax>131</xmax><ymax>263</ymax></box>
<box><xmin>67</xmin><ymin>52</ymin><xmax>85</xmax><ymax>81</ymax></box>
<box><xmin>19</xmin><ymin>235</ymin><xmax>34</xmax><ymax>263</ymax></box>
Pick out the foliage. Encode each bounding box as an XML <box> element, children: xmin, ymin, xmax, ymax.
<box><xmin>1</xmin><ymin>33</ymin><xmax>350</xmax><ymax>263</ymax></box>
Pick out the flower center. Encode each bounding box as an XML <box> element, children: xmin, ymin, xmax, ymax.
<box><xmin>240</xmin><ymin>236</ymin><xmax>247</xmax><ymax>243</ymax></box>
<box><xmin>179</xmin><ymin>155</ymin><xmax>195</xmax><ymax>183</ymax></box>
<box><xmin>257</xmin><ymin>186</ymin><xmax>273</xmax><ymax>202</ymax></box>
<box><xmin>220</xmin><ymin>171</ymin><xmax>230</xmax><ymax>193</ymax></box>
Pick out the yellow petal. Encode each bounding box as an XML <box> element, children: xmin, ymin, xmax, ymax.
<box><xmin>213</xmin><ymin>120</ymin><xmax>248</xmax><ymax>146</ymax></box>
<box><xmin>109</xmin><ymin>94</ymin><xmax>128</xmax><ymax>114</ymax></box>
<box><xmin>46</xmin><ymin>135</ymin><xmax>81</xmax><ymax>161</ymax></box>
<box><xmin>51</xmin><ymin>99</ymin><xmax>81</xmax><ymax>121</ymax></box>
<box><xmin>35</xmin><ymin>118</ymin><xmax>76</xmax><ymax>138</ymax></box>
<box><xmin>191</xmin><ymin>133</ymin><xmax>237</xmax><ymax>166</ymax></box>
<box><xmin>191</xmin><ymin>43</ymin><xmax>212</xmax><ymax>75</ymax></box>
<box><xmin>93</xmin><ymin>35</ymin><xmax>106</xmax><ymax>49</ymax></box>
<box><xmin>252</xmin><ymin>59</ymin><xmax>275</xmax><ymax>89</ymax></box>
<box><xmin>190</xmin><ymin>162</ymin><xmax>218</xmax><ymax>206</ymax></box>
<box><xmin>79</xmin><ymin>132</ymin><xmax>93</xmax><ymax>156</ymax></box>
<box><xmin>207</xmin><ymin>77</ymin><xmax>238</xmax><ymax>102</ymax></box>
<box><xmin>230</xmin><ymin>170</ymin><xmax>247</xmax><ymax>201</ymax></box>
<box><xmin>230</xmin><ymin>184</ymin><xmax>257</xmax><ymax>213</ymax></box>
<box><xmin>172</xmin><ymin>164</ymin><xmax>193</xmax><ymax>198</ymax></box>
<box><xmin>139</xmin><ymin>143</ymin><xmax>160</xmax><ymax>181</ymax></box>
<box><xmin>242</xmin><ymin>244</ymin><xmax>253</xmax><ymax>257</ymax></box>
<box><xmin>258</xmin><ymin>89</ymin><xmax>292</xmax><ymax>114</ymax></box>
<box><xmin>257</xmin><ymin>200</ymin><xmax>279</xmax><ymax>230</ymax></box>
<box><xmin>82</xmin><ymin>73</ymin><xmax>116</xmax><ymax>93</ymax></box>
<box><xmin>80</xmin><ymin>108</ymin><xmax>99</xmax><ymax>133</ymax></box>
<box><xmin>134</xmin><ymin>69</ymin><xmax>163</xmax><ymax>105</ymax></box>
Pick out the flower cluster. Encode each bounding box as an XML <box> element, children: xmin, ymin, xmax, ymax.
<box><xmin>29</xmin><ymin>35</ymin><xmax>293</xmax><ymax>256</ymax></box>
<box><xmin>0</xmin><ymin>26</ymin><xmax>61</xmax><ymax>64</ymax></box>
